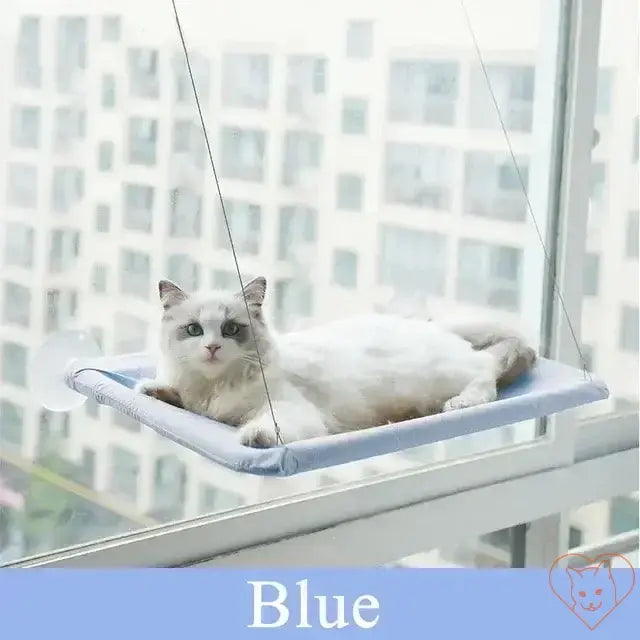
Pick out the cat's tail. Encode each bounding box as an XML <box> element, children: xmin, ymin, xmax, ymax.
<box><xmin>444</xmin><ymin>320</ymin><xmax>538</xmax><ymax>388</ymax></box>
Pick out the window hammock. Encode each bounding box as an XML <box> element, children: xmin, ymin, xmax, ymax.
<box><xmin>32</xmin><ymin>0</ymin><xmax>610</xmax><ymax>476</ymax></box>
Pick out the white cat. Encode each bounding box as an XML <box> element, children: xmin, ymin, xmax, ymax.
<box><xmin>136</xmin><ymin>277</ymin><xmax>536</xmax><ymax>448</ymax></box>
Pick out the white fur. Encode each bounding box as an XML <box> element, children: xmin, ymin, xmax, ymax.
<box><xmin>137</xmin><ymin>279</ymin><xmax>536</xmax><ymax>448</ymax></box>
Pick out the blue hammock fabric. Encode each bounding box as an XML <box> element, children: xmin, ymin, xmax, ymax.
<box><xmin>66</xmin><ymin>355</ymin><xmax>609</xmax><ymax>476</ymax></box>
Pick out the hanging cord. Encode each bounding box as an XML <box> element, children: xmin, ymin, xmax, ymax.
<box><xmin>459</xmin><ymin>0</ymin><xmax>591</xmax><ymax>380</ymax></box>
<box><xmin>170</xmin><ymin>0</ymin><xmax>283</xmax><ymax>444</ymax></box>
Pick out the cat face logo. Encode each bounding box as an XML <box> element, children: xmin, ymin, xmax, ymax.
<box><xmin>548</xmin><ymin>553</ymin><xmax>635</xmax><ymax>630</ymax></box>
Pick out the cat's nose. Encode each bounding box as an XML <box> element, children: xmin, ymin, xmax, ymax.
<box><xmin>205</xmin><ymin>343</ymin><xmax>221</xmax><ymax>355</ymax></box>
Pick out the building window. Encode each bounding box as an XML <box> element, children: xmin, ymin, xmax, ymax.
<box><xmin>167</xmin><ymin>254</ymin><xmax>200</xmax><ymax>291</ymax></box>
<box><xmin>282</xmin><ymin>130</ymin><xmax>322</xmax><ymax>186</ymax></box>
<box><xmin>152</xmin><ymin>455</ymin><xmax>187</xmax><ymax>519</ymax></box>
<box><xmin>0</xmin><ymin>400</ymin><xmax>24</xmax><ymax>449</ymax></box>
<box><xmin>286</xmin><ymin>56</ymin><xmax>327</xmax><ymax>114</ymax></box>
<box><xmin>464</xmin><ymin>152</ymin><xmax>529</xmax><ymax>221</ymax></box>
<box><xmin>113</xmin><ymin>312</ymin><xmax>148</xmax><ymax>354</ymax></box>
<box><xmin>128</xmin><ymin>48</ymin><xmax>159</xmax><ymax>99</ymax></box>
<box><xmin>568</xmin><ymin>526</ymin><xmax>583</xmax><ymax>549</ymax></box>
<box><xmin>346</xmin><ymin>20</ymin><xmax>373</xmax><ymax>58</ymax></box>
<box><xmin>200</xmin><ymin>484</ymin><xmax>245</xmax><ymax>513</ymax></box>
<box><xmin>595</xmin><ymin>68</ymin><xmax>612</xmax><ymax>116</ymax></box>
<box><xmin>626</xmin><ymin>210</ymin><xmax>639</xmax><ymax>258</ymax></box>
<box><xmin>342</xmin><ymin>97</ymin><xmax>368</xmax><ymax>134</ymax></box>
<box><xmin>336</xmin><ymin>173</ymin><xmax>364</xmax><ymax>211</ymax></box>
<box><xmin>469</xmin><ymin>64</ymin><xmax>534</xmax><ymax>132</ymax></box>
<box><xmin>128</xmin><ymin>117</ymin><xmax>157</xmax><ymax>166</ymax></box>
<box><xmin>102</xmin><ymin>74</ymin><xmax>116</xmax><ymax>109</ymax></box>
<box><xmin>55</xmin><ymin>17</ymin><xmax>87</xmax><ymax>92</ymax></box>
<box><xmin>220</xmin><ymin>127</ymin><xmax>266</xmax><ymax>182</ymax></box>
<box><xmin>109</xmin><ymin>445</ymin><xmax>139</xmax><ymax>501</ymax></box>
<box><xmin>44</xmin><ymin>288</ymin><xmax>77</xmax><ymax>333</ymax></box>
<box><xmin>457</xmin><ymin>239</ymin><xmax>522</xmax><ymax>311</ymax></box>
<box><xmin>15</xmin><ymin>16</ymin><xmax>41</xmax><ymax>88</ymax></box>
<box><xmin>120</xmin><ymin>249</ymin><xmax>151</xmax><ymax>299</ymax></box>
<box><xmin>53</xmin><ymin>107</ymin><xmax>85</xmax><ymax>151</ymax></box>
<box><xmin>7</xmin><ymin>163</ymin><xmax>37</xmax><ymax>209</ymax></box>
<box><xmin>590</xmin><ymin>162</ymin><xmax>606</xmax><ymax>204</ymax></box>
<box><xmin>378</xmin><ymin>225</ymin><xmax>447</xmax><ymax>296</ymax></box>
<box><xmin>619</xmin><ymin>306</ymin><xmax>639</xmax><ymax>352</ymax></box>
<box><xmin>97</xmin><ymin>141</ymin><xmax>114</xmax><ymax>171</ymax></box>
<box><xmin>3</xmin><ymin>223</ymin><xmax>34</xmax><ymax>268</ymax></box>
<box><xmin>217</xmin><ymin>201</ymin><xmax>261</xmax><ymax>255</ymax></box>
<box><xmin>609</xmin><ymin>496</ymin><xmax>639</xmax><ymax>535</ymax></box>
<box><xmin>212</xmin><ymin>270</ymin><xmax>251</xmax><ymax>291</ymax></box>
<box><xmin>172</xmin><ymin>120</ymin><xmax>204</xmax><ymax>167</ymax></box>
<box><xmin>95</xmin><ymin>204</ymin><xmax>111</xmax><ymax>233</ymax></box>
<box><xmin>51</xmin><ymin>167</ymin><xmax>84</xmax><ymax>213</ymax></box>
<box><xmin>48</xmin><ymin>229</ymin><xmax>80</xmax><ymax>273</ymax></box>
<box><xmin>1</xmin><ymin>342</ymin><xmax>28</xmax><ymax>387</ymax></box>
<box><xmin>91</xmin><ymin>264</ymin><xmax>108</xmax><ymax>294</ymax></box>
<box><xmin>2</xmin><ymin>282</ymin><xmax>31</xmax><ymax>327</ymax></box>
<box><xmin>169</xmin><ymin>188</ymin><xmax>202</xmax><ymax>237</ymax></box>
<box><xmin>583</xmin><ymin>253</ymin><xmax>600</xmax><ymax>296</ymax></box>
<box><xmin>102</xmin><ymin>15</ymin><xmax>121</xmax><ymax>42</ymax></box>
<box><xmin>332</xmin><ymin>249</ymin><xmax>358</xmax><ymax>288</ymax></box>
<box><xmin>389</xmin><ymin>60</ymin><xmax>459</xmax><ymax>126</ymax></box>
<box><xmin>221</xmin><ymin>53</ymin><xmax>270</xmax><ymax>109</ymax></box>
<box><xmin>173</xmin><ymin>52</ymin><xmax>210</xmax><ymax>104</ymax></box>
<box><xmin>385</xmin><ymin>143</ymin><xmax>453</xmax><ymax>209</ymax></box>
<box><xmin>274</xmin><ymin>279</ymin><xmax>313</xmax><ymax>328</ymax></box>
<box><xmin>123</xmin><ymin>184</ymin><xmax>154</xmax><ymax>233</ymax></box>
<box><xmin>11</xmin><ymin>106</ymin><xmax>40</xmax><ymax>148</ymax></box>
<box><xmin>278</xmin><ymin>206</ymin><xmax>317</xmax><ymax>260</ymax></box>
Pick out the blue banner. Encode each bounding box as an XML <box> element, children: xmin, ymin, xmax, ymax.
<box><xmin>1</xmin><ymin>569</ymin><xmax>637</xmax><ymax>637</ymax></box>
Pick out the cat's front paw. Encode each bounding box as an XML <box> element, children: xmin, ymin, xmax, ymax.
<box><xmin>238</xmin><ymin>422</ymin><xmax>279</xmax><ymax>448</ymax></box>
<box><xmin>135</xmin><ymin>380</ymin><xmax>184</xmax><ymax>409</ymax></box>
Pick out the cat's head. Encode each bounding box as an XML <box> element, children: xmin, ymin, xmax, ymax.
<box><xmin>157</xmin><ymin>276</ymin><xmax>272</xmax><ymax>379</ymax></box>
<box><xmin>566</xmin><ymin>561</ymin><xmax>616</xmax><ymax>612</ymax></box>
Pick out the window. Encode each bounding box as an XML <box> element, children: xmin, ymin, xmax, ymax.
<box><xmin>278</xmin><ymin>206</ymin><xmax>317</xmax><ymax>260</ymax></box>
<box><xmin>0</xmin><ymin>400</ymin><xmax>24</xmax><ymax>449</ymax></box>
<box><xmin>97</xmin><ymin>141</ymin><xmax>114</xmax><ymax>171</ymax></box>
<box><xmin>102</xmin><ymin>15</ymin><xmax>121</xmax><ymax>41</ymax></box>
<box><xmin>342</xmin><ymin>97</ymin><xmax>368</xmax><ymax>134</ymax></box>
<box><xmin>95</xmin><ymin>204</ymin><xmax>111</xmax><ymax>233</ymax></box>
<box><xmin>378</xmin><ymin>225</ymin><xmax>447</xmax><ymax>295</ymax></box>
<box><xmin>212</xmin><ymin>270</ymin><xmax>241</xmax><ymax>291</ymax></box>
<box><xmin>346</xmin><ymin>20</ymin><xmax>373</xmax><ymax>58</ymax></box>
<box><xmin>469</xmin><ymin>64</ymin><xmax>535</xmax><ymax>132</ymax></box>
<box><xmin>332</xmin><ymin>250</ymin><xmax>358</xmax><ymax>288</ymax></box>
<box><xmin>128</xmin><ymin>48</ymin><xmax>159</xmax><ymax>99</ymax></box>
<box><xmin>15</xmin><ymin>16</ymin><xmax>41</xmax><ymax>88</ymax></box>
<box><xmin>385</xmin><ymin>143</ymin><xmax>453</xmax><ymax>209</ymax></box>
<box><xmin>590</xmin><ymin>161</ymin><xmax>606</xmax><ymax>204</ymax></box>
<box><xmin>53</xmin><ymin>107</ymin><xmax>85</xmax><ymax>150</ymax></box>
<box><xmin>123</xmin><ymin>184</ymin><xmax>154</xmax><ymax>233</ymax></box>
<box><xmin>1</xmin><ymin>342</ymin><xmax>28</xmax><ymax>387</ymax></box>
<box><xmin>568</xmin><ymin>526</ymin><xmax>583</xmax><ymax>549</ymax></box>
<box><xmin>3</xmin><ymin>223</ymin><xmax>34</xmax><ymax>268</ymax></box>
<box><xmin>200</xmin><ymin>485</ymin><xmax>245</xmax><ymax>513</ymax></box>
<box><xmin>109</xmin><ymin>446</ymin><xmax>139</xmax><ymax>501</ymax></box>
<box><xmin>48</xmin><ymin>229</ymin><xmax>80</xmax><ymax>273</ymax></box>
<box><xmin>44</xmin><ymin>288</ymin><xmax>77</xmax><ymax>333</ymax></box>
<box><xmin>55</xmin><ymin>17</ymin><xmax>87</xmax><ymax>92</ymax></box>
<box><xmin>91</xmin><ymin>264</ymin><xmax>108</xmax><ymax>294</ymax></box>
<box><xmin>101</xmin><ymin>74</ymin><xmax>116</xmax><ymax>109</ymax></box>
<box><xmin>464</xmin><ymin>152</ymin><xmax>529</xmax><ymax>221</ymax></box>
<box><xmin>169</xmin><ymin>188</ymin><xmax>202</xmax><ymax>237</ymax></box>
<box><xmin>11</xmin><ymin>106</ymin><xmax>40</xmax><ymax>148</ymax></box>
<box><xmin>389</xmin><ymin>60</ymin><xmax>459</xmax><ymax>126</ymax></box>
<box><xmin>282</xmin><ymin>130</ymin><xmax>322</xmax><ymax>186</ymax></box>
<box><xmin>583</xmin><ymin>253</ymin><xmax>600</xmax><ymax>296</ymax></box>
<box><xmin>172</xmin><ymin>120</ymin><xmax>204</xmax><ymax>167</ymax></box>
<box><xmin>336</xmin><ymin>173</ymin><xmax>364</xmax><ymax>211</ymax></box>
<box><xmin>274</xmin><ymin>279</ymin><xmax>313</xmax><ymax>327</ymax></box>
<box><xmin>619</xmin><ymin>306</ymin><xmax>639</xmax><ymax>352</ymax></box>
<box><xmin>173</xmin><ymin>52</ymin><xmax>210</xmax><ymax>104</ymax></box>
<box><xmin>609</xmin><ymin>496</ymin><xmax>639</xmax><ymax>535</ymax></box>
<box><xmin>7</xmin><ymin>163</ymin><xmax>37</xmax><ymax>208</ymax></box>
<box><xmin>217</xmin><ymin>201</ymin><xmax>261</xmax><ymax>255</ymax></box>
<box><xmin>120</xmin><ymin>250</ymin><xmax>150</xmax><ymax>299</ymax></box>
<box><xmin>113</xmin><ymin>313</ymin><xmax>148</xmax><ymax>354</ymax></box>
<box><xmin>595</xmin><ymin>68</ymin><xmax>612</xmax><ymax>115</ymax></box>
<box><xmin>286</xmin><ymin>56</ymin><xmax>327</xmax><ymax>114</ymax></box>
<box><xmin>220</xmin><ymin>127</ymin><xmax>266</xmax><ymax>182</ymax></box>
<box><xmin>128</xmin><ymin>117</ymin><xmax>157</xmax><ymax>166</ymax></box>
<box><xmin>51</xmin><ymin>167</ymin><xmax>84</xmax><ymax>213</ymax></box>
<box><xmin>457</xmin><ymin>239</ymin><xmax>522</xmax><ymax>311</ymax></box>
<box><xmin>152</xmin><ymin>455</ymin><xmax>187</xmax><ymax>519</ymax></box>
<box><xmin>3</xmin><ymin>282</ymin><xmax>31</xmax><ymax>327</ymax></box>
<box><xmin>167</xmin><ymin>255</ymin><xmax>200</xmax><ymax>291</ymax></box>
<box><xmin>222</xmin><ymin>53</ymin><xmax>270</xmax><ymax>109</ymax></box>
<box><xmin>626</xmin><ymin>210</ymin><xmax>639</xmax><ymax>258</ymax></box>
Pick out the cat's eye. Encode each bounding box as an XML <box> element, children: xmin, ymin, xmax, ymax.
<box><xmin>595</xmin><ymin>589</ymin><xmax>603</xmax><ymax>595</ymax></box>
<box><xmin>186</xmin><ymin>322</ymin><xmax>203</xmax><ymax>337</ymax></box>
<box><xmin>222</xmin><ymin>320</ymin><xmax>240</xmax><ymax>337</ymax></box>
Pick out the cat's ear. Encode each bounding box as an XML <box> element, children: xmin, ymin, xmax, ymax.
<box><xmin>594</xmin><ymin>558</ymin><xmax>613</xmax><ymax>576</ymax></box>
<box><xmin>158</xmin><ymin>280</ymin><xmax>187</xmax><ymax>310</ymax></box>
<box><xmin>239</xmin><ymin>276</ymin><xmax>267</xmax><ymax>306</ymax></box>
<box><xmin>566</xmin><ymin>568</ymin><xmax>581</xmax><ymax>583</ymax></box>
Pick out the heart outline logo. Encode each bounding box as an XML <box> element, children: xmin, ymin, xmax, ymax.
<box><xmin>548</xmin><ymin>553</ymin><xmax>636</xmax><ymax>630</ymax></box>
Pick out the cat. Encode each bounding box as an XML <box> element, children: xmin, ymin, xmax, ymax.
<box><xmin>136</xmin><ymin>277</ymin><xmax>537</xmax><ymax>448</ymax></box>
<box><xmin>566</xmin><ymin>560</ymin><xmax>618</xmax><ymax>627</ymax></box>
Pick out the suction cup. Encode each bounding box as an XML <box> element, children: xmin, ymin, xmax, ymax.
<box><xmin>30</xmin><ymin>329</ymin><xmax>102</xmax><ymax>412</ymax></box>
